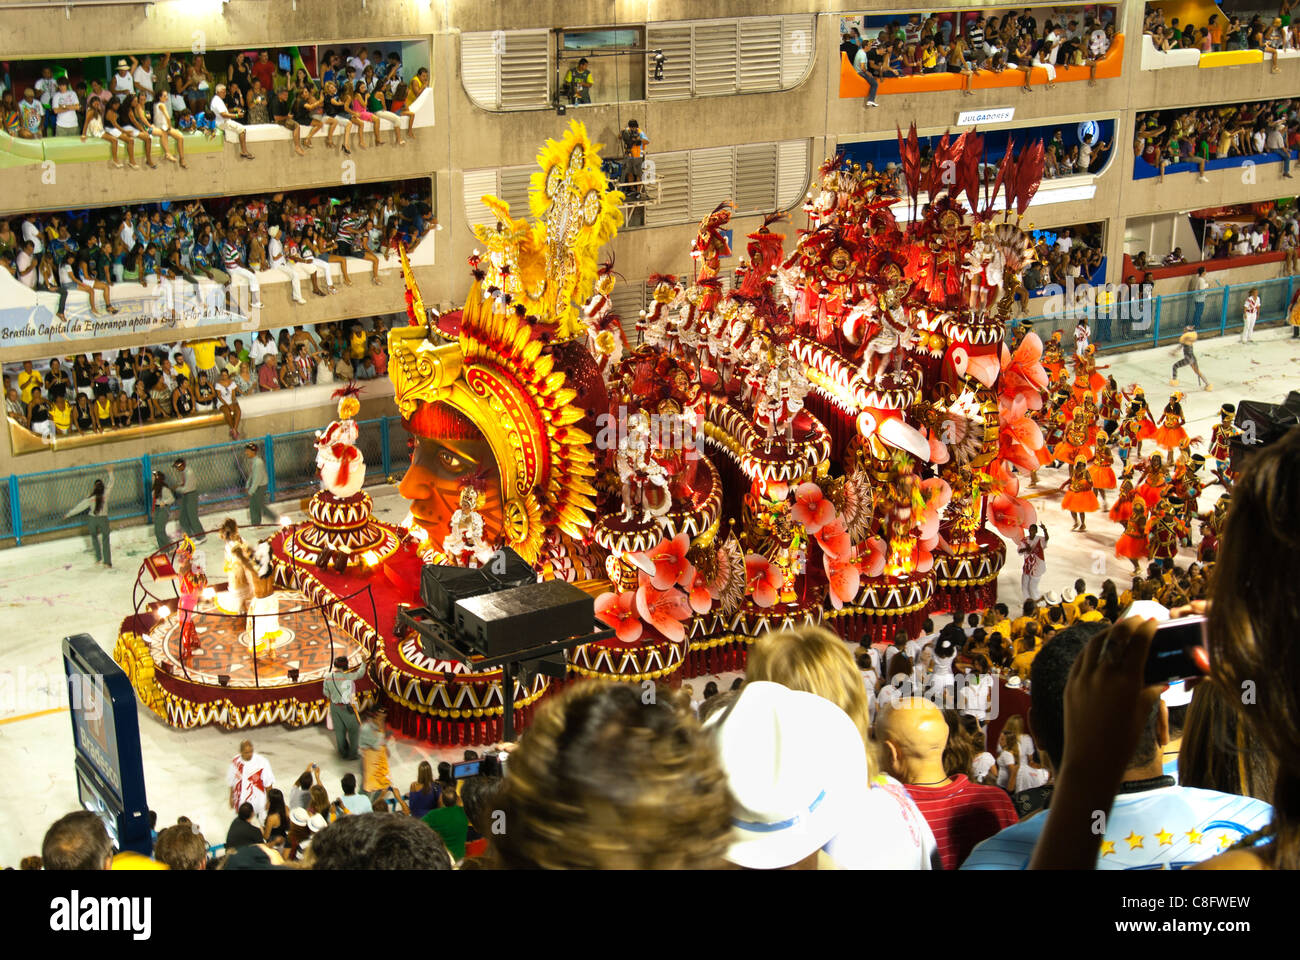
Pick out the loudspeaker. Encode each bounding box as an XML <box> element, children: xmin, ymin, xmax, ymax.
<box><xmin>453</xmin><ymin>579</ymin><xmax>595</xmax><ymax>659</ymax></box>
<box><xmin>419</xmin><ymin>547</ymin><xmax>536</xmax><ymax>620</ymax></box>
<box><xmin>1231</xmin><ymin>398</ymin><xmax>1300</xmax><ymax>469</ymax></box>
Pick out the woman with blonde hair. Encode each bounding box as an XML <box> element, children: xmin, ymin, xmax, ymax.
<box><xmin>746</xmin><ymin>626</ymin><xmax>939</xmax><ymax>868</ymax></box>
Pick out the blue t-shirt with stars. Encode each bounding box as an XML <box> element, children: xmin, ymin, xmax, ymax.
<box><xmin>962</xmin><ymin>785</ymin><xmax>1272</xmax><ymax>870</ymax></box>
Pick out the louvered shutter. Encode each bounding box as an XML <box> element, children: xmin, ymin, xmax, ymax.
<box><xmin>781</xmin><ymin>15</ymin><xmax>816</xmax><ymax>87</ymax></box>
<box><xmin>689</xmin><ymin>146</ymin><xmax>736</xmax><ymax>220</ymax></box>
<box><xmin>460</xmin><ymin>33</ymin><xmax>499</xmax><ymax>109</ymax></box>
<box><xmin>776</xmin><ymin>139</ymin><xmax>812</xmax><ymax>210</ymax></box>
<box><xmin>645</xmin><ymin>152</ymin><xmax>690</xmax><ymax>226</ymax></box>
<box><xmin>738</xmin><ymin>18</ymin><xmax>783</xmax><ymax>93</ymax></box>
<box><xmin>735</xmin><ymin>142</ymin><xmax>778</xmax><ymax>212</ymax></box>
<box><xmin>499</xmin><ymin>30</ymin><xmax>551</xmax><ymax>110</ymax></box>
<box><xmin>692</xmin><ymin>21</ymin><xmax>738</xmax><ymax>96</ymax></box>
<box><xmin>609</xmin><ymin>281</ymin><xmax>647</xmax><ymax>345</ymax></box>
<box><xmin>462</xmin><ymin>168</ymin><xmax>500</xmax><ymax>230</ymax></box>
<box><xmin>497</xmin><ymin>166</ymin><xmax>534</xmax><ymax>217</ymax></box>
<box><xmin>646</xmin><ymin>24</ymin><xmax>693</xmax><ymax>100</ymax></box>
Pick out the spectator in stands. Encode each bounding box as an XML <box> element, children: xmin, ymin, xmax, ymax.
<box><xmin>309</xmin><ymin>812</ymin><xmax>452</xmax><ymax>870</ymax></box>
<box><xmin>41</xmin><ymin>811</ymin><xmax>114</xmax><ymax>870</ymax></box>
<box><xmin>490</xmin><ymin>680</ymin><xmax>731</xmax><ymax>869</ymax></box>
<box><xmin>876</xmin><ymin>696</ymin><xmax>1018</xmax><ymax>868</ymax></box>
<box><xmin>153</xmin><ymin>823</ymin><xmax>208</xmax><ymax>870</ymax></box>
<box><xmin>968</xmin><ymin>620</ymin><xmax>1272</xmax><ymax>869</ymax></box>
<box><xmin>210</xmin><ymin>83</ymin><xmax>255</xmax><ymax>160</ymax></box>
<box><xmin>226</xmin><ymin>801</ymin><xmax>265</xmax><ymax>848</ymax></box>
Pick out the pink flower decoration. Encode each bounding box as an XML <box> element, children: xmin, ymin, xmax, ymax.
<box><xmin>628</xmin><ymin>531</ymin><xmax>695</xmax><ymax>591</ymax></box>
<box><xmin>595</xmin><ymin>591</ymin><xmax>643</xmax><ymax>644</ymax></box>
<box><xmin>745</xmin><ymin>553</ymin><xmax>784</xmax><ymax>608</ymax></box>
<box><xmin>791</xmin><ymin>482</ymin><xmax>836</xmax><ymax>533</ymax></box>
<box><xmin>989</xmin><ymin>492</ymin><xmax>1038</xmax><ymax>539</ymax></box>
<box><xmin>859</xmin><ymin>536</ymin><xmax>887</xmax><ymax>578</ymax></box>
<box><xmin>634</xmin><ymin>573</ymin><xmax>692</xmax><ymax>643</ymax></box>
<box><xmin>688</xmin><ymin>570</ymin><xmax>715</xmax><ymax>615</ymax></box>
<box><xmin>999</xmin><ymin>331</ymin><xmax>1049</xmax><ymax>410</ymax></box>
<box><xmin>823</xmin><ymin>553</ymin><xmax>860</xmax><ymax>610</ymax></box>
<box><xmin>997</xmin><ymin>396</ymin><xmax>1047</xmax><ymax>473</ymax></box>
<box><xmin>815</xmin><ymin>516</ymin><xmax>853</xmax><ymax>561</ymax></box>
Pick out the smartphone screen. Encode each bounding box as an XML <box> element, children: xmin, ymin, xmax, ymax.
<box><xmin>1144</xmin><ymin>616</ymin><xmax>1207</xmax><ymax>686</ymax></box>
<box><xmin>452</xmin><ymin>759</ymin><xmax>482</xmax><ymax>779</ymax></box>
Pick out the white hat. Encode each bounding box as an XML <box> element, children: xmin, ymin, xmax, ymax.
<box><xmin>268</xmin><ymin>225</ymin><xmax>281</xmax><ymax>238</ymax></box>
<box><xmin>307</xmin><ymin>813</ymin><xmax>329</xmax><ymax>833</ymax></box>
<box><xmin>1006</xmin><ymin>675</ymin><xmax>1024</xmax><ymax>689</ymax></box>
<box><xmin>704</xmin><ymin>681</ymin><xmax>868</xmax><ymax>870</ymax></box>
<box><xmin>1061</xmin><ymin>586</ymin><xmax>1078</xmax><ymax>604</ymax></box>
<box><xmin>1043</xmin><ymin>590</ymin><xmax>1061</xmax><ymax>605</ymax></box>
<box><xmin>289</xmin><ymin>806</ymin><xmax>309</xmax><ymax>827</ymax></box>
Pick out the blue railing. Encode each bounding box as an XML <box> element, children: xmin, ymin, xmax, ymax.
<box><xmin>1013</xmin><ymin>273</ymin><xmax>1297</xmax><ymax>351</ymax></box>
<box><xmin>1</xmin><ymin>415</ymin><xmax>408</xmax><ymax>546</ymax></box>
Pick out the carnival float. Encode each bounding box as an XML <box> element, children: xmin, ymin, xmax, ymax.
<box><xmin>117</xmin><ymin>121</ymin><xmax>1051</xmax><ymax>744</ymax></box>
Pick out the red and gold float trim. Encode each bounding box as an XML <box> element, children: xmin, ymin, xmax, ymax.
<box><xmin>704</xmin><ymin>403</ymin><xmax>830</xmax><ymax>485</ymax></box>
<box><xmin>790</xmin><ymin>336</ymin><xmax>919</xmax><ymax>413</ymax></box>
<box><xmin>113</xmin><ymin>628</ymin><xmax>376</xmax><ymax>731</ymax></box>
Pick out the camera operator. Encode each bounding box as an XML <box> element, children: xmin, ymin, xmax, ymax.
<box><xmin>619</xmin><ymin>119</ymin><xmax>650</xmax><ymax>197</ymax></box>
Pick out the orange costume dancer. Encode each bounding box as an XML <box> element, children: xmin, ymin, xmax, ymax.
<box><xmin>1052</xmin><ymin>415</ymin><xmax>1092</xmax><ymax>465</ymax></box>
<box><xmin>1129</xmin><ymin>388</ymin><xmax>1157</xmax><ymax>441</ymax></box>
<box><xmin>1075</xmin><ymin>393</ymin><xmax>1100</xmax><ymax>444</ymax></box>
<box><xmin>1114</xmin><ymin>499</ymin><xmax>1150</xmax><ymax>573</ymax></box>
<box><xmin>1146</xmin><ymin>496</ymin><xmax>1185</xmax><ymax>568</ymax></box>
<box><xmin>1099</xmin><ymin>376</ymin><xmax>1123</xmax><ymax>423</ymax></box>
<box><xmin>1089</xmin><ymin>432</ymin><xmax>1118</xmax><ymax>500</ymax></box>
<box><xmin>1061</xmin><ymin>455</ymin><xmax>1100</xmax><ymax>531</ymax></box>
<box><xmin>1042</xmin><ymin>330</ymin><xmax>1066</xmax><ymax>383</ymax></box>
<box><xmin>1152</xmin><ymin>393</ymin><xmax>1187</xmax><ymax>452</ymax></box>
<box><xmin>1108</xmin><ymin>474</ymin><xmax>1137</xmax><ymax>524</ymax></box>
<box><xmin>1136</xmin><ymin>454</ymin><xmax>1169</xmax><ymax>509</ymax></box>
<box><xmin>1207</xmin><ymin>403</ymin><xmax>1237</xmax><ymax>471</ymax></box>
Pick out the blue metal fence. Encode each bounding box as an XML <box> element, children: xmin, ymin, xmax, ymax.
<box><xmin>1013</xmin><ymin>273</ymin><xmax>1296</xmax><ymax>351</ymax></box>
<box><xmin>2</xmin><ymin>415</ymin><xmax>406</xmax><ymax>546</ymax></box>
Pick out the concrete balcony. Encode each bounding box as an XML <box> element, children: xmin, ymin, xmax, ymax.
<box><xmin>1133</xmin><ymin>36</ymin><xmax>1300</xmax><ymax>111</ymax></box>
<box><xmin>0</xmin><ymin>93</ymin><xmax>436</xmax><ymax>217</ymax></box>
<box><xmin>1118</xmin><ymin>152</ymin><xmax>1298</xmax><ymax>217</ymax></box>
<box><xmin>0</xmin><ymin>230</ymin><xmax>441</xmax><ymax>364</ymax></box>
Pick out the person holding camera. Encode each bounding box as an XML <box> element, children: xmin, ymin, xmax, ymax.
<box><xmin>619</xmin><ymin>119</ymin><xmax>649</xmax><ymax>197</ymax></box>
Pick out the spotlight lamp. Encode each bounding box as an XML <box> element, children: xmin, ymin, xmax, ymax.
<box><xmin>652</xmin><ymin>49</ymin><xmax>666</xmax><ymax>81</ymax></box>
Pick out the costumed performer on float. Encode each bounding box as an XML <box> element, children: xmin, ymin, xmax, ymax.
<box><xmin>217</xmin><ymin>518</ymin><xmax>255</xmax><ymax>617</ymax></box>
<box><xmin>245</xmin><ymin>540</ymin><xmax>282</xmax><ymax>656</ymax></box>
<box><xmin>442</xmin><ymin>480</ymin><xmax>497</xmax><ymax>567</ymax></box>
<box><xmin>174</xmin><ymin>538</ymin><xmax>208</xmax><ymax>660</ymax></box>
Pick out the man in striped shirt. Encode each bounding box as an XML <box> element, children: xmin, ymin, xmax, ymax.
<box><xmin>222</xmin><ymin>228</ymin><xmax>263</xmax><ymax>311</ymax></box>
<box><xmin>877</xmin><ymin>696</ymin><xmax>1018</xmax><ymax>869</ymax></box>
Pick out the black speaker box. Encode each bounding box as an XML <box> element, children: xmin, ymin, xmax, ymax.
<box><xmin>419</xmin><ymin>547</ymin><xmax>536</xmax><ymax>621</ymax></box>
<box><xmin>453</xmin><ymin>579</ymin><xmax>595</xmax><ymax>659</ymax></box>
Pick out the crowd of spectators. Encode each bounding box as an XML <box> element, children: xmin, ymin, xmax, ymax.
<box><xmin>841</xmin><ymin>7</ymin><xmax>1117</xmax><ymax>103</ymax></box>
<box><xmin>0</xmin><ymin>47</ymin><xmax>429</xmax><ymax>161</ymax></box>
<box><xmin>3</xmin><ymin>317</ymin><xmax>397</xmax><ymax>442</ymax></box>
<box><xmin>1134</xmin><ymin>97</ymin><xmax>1300</xmax><ymax>183</ymax></box>
<box><xmin>1021</xmin><ymin>222</ymin><xmax>1106</xmax><ymax>291</ymax></box>
<box><xmin>0</xmin><ymin>182</ymin><xmax>433</xmax><ymax>320</ymax></box>
<box><xmin>1144</xmin><ymin>3</ymin><xmax>1298</xmax><ymax>70</ymax></box>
